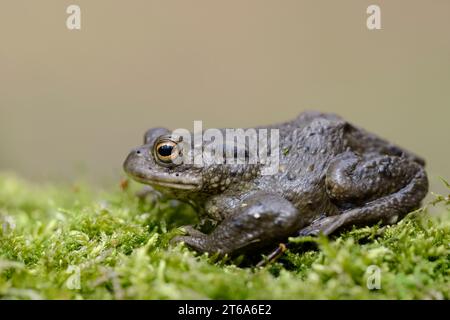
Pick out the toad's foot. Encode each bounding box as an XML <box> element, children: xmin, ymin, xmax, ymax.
<box><xmin>171</xmin><ymin>192</ymin><xmax>301</xmax><ymax>256</ymax></box>
<box><xmin>136</xmin><ymin>185</ymin><xmax>162</xmax><ymax>203</ymax></box>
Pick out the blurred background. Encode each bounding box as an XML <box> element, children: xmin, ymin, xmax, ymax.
<box><xmin>0</xmin><ymin>0</ymin><xmax>449</xmax><ymax>194</ymax></box>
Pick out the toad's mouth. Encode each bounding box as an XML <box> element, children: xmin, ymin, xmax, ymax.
<box><xmin>123</xmin><ymin>149</ymin><xmax>202</xmax><ymax>190</ymax></box>
<box><xmin>123</xmin><ymin>150</ymin><xmax>201</xmax><ymax>190</ymax></box>
<box><xmin>132</xmin><ymin>174</ymin><xmax>201</xmax><ymax>191</ymax></box>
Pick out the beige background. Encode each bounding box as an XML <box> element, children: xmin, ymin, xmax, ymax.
<box><xmin>0</xmin><ymin>1</ymin><xmax>449</xmax><ymax>193</ymax></box>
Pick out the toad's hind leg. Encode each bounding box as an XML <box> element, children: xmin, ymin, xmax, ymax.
<box><xmin>258</xmin><ymin>152</ymin><xmax>428</xmax><ymax>267</ymax></box>
<box><xmin>171</xmin><ymin>192</ymin><xmax>302</xmax><ymax>256</ymax></box>
<box><xmin>302</xmin><ymin>153</ymin><xmax>428</xmax><ymax>236</ymax></box>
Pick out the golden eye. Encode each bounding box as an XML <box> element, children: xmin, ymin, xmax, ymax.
<box><xmin>153</xmin><ymin>139</ymin><xmax>181</xmax><ymax>165</ymax></box>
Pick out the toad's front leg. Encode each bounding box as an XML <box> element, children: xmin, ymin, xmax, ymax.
<box><xmin>171</xmin><ymin>192</ymin><xmax>302</xmax><ymax>256</ymax></box>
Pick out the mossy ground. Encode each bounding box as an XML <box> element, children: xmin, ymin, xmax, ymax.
<box><xmin>0</xmin><ymin>173</ymin><xmax>448</xmax><ymax>300</ymax></box>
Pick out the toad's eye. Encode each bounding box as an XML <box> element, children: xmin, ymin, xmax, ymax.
<box><xmin>157</xmin><ymin>144</ymin><xmax>173</xmax><ymax>157</ymax></box>
<box><xmin>153</xmin><ymin>139</ymin><xmax>182</xmax><ymax>166</ymax></box>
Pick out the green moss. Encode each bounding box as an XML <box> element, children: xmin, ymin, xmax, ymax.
<box><xmin>0</xmin><ymin>173</ymin><xmax>448</xmax><ymax>299</ymax></box>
